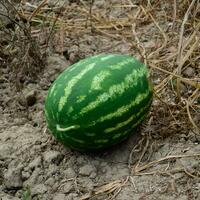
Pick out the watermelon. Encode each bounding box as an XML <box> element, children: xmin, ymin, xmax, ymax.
<box><xmin>44</xmin><ymin>54</ymin><xmax>153</xmax><ymax>151</ymax></box>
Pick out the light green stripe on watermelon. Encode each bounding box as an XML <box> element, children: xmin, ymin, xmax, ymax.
<box><xmin>90</xmin><ymin>70</ymin><xmax>111</xmax><ymax>91</ymax></box>
<box><xmin>96</xmin><ymin>90</ymin><xmax>150</xmax><ymax>124</ymax></box>
<box><xmin>56</xmin><ymin>124</ymin><xmax>80</xmax><ymax>132</ymax></box>
<box><xmin>85</xmin><ymin>133</ymin><xmax>96</xmax><ymax>137</ymax></box>
<box><xmin>100</xmin><ymin>54</ymin><xmax>116</xmax><ymax>61</ymax></box>
<box><xmin>68</xmin><ymin>106</ymin><xmax>74</xmax><ymax>113</ymax></box>
<box><xmin>76</xmin><ymin>95</ymin><xmax>87</xmax><ymax>103</ymax></box>
<box><xmin>79</xmin><ymin>66</ymin><xmax>147</xmax><ymax>116</ymax></box>
<box><xmin>58</xmin><ymin>62</ymin><xmax>96</xmax><ymax>112</ymax></box>
<box><xmin>55</xmin><ymin>84</ymin><xmax>63</xmax><ymax>95</ymax></box>
<box><xmin>104</xmin><ymin>98</ymin><xmax>151</xmax><ymax>133</ymax></box>
<box><xmin>109</xmin><ymin>58</ymin><xmax>133</xmax><ymax>70</ymax></box>
<box><xmin>121</xmin><ymin>112</ymin><xmax>148</xmax><ymax>137</ymax></box>
<box><xmin>56</xmin><ymin>112</ymin><xmax>59</xmax><ymax>122</ymax></box>
<box><xmin>49</xmin><ymin>83</ymin><xmax>56</xmax><ymax>97</ymax></box>
<box><xmin>49</xmin><ymin>107</ymin><xmax>56</xmax><ymax>121</ymax></box>
<box><xmin>70</xmin><ymin>137</ymin><xmax>85</xmax><ymax>144</ymax></box>
<box><xmin>112</xmin><ymin>133</ymin><xmax>122</xmax><ymax>139</ymax></box>
<box><xmin>44</xmin><ymin>108</ymin><xmax>49</xmax><ymax>121</ymax></box>
<box><xmin>94</xmin><ymin>139</ymin><xmax>109</xmax><ymax>144</ymax></box>
<box><xmin>60</xmin><ymin>133</ymin><xmax>85</xmax><ymax>145</ymax></box>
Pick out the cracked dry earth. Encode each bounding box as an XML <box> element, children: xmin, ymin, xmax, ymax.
<box><xmin>0</xmin><ymin>54</ymin><xmax>200</xmax><ymax>200</ymax></box>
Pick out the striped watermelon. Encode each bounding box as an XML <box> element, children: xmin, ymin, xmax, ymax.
<box><xmin>44</xmin><ymin>54</ymin><xmax>153</xmax><ymax>151</ymax></box>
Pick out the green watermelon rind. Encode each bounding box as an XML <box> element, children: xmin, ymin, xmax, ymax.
<box><xmin>45</xmin><ymin>54</ymin><xmax>153</xmax><ymax>151</ymax></box>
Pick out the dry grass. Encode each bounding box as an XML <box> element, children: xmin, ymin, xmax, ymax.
<box><xmin>80</xmin><ymin>177</ymin><xmax>129</xmax><ymax>200</ymax></box>
<box><xmin>0</xmin><ymin>0</ymin><xmax>46</xmax><ymax>90</ymax></box>
<box><xmin>17</xmin><ymin>0</ymin><xmax>199</xmax><ymax>131</ymax></box>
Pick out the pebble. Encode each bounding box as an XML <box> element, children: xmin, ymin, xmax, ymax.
<box><xmin>78</xmin><ymin>177</ymin><xmax>94</xmax><ymax>190</ymax></box>
<box><xmin>28</xmin><ymin>156</ymin><xmax>42</xmax><ymax>169</ymax></box>
<box><xmin>53</xmin><ymin>193</ymin><xmax>66</xmax><ymax>200</ymax></box>
<box><xmin>63</xmin><ymin>167</ymin><xmax>76</xmax><ymax>178</ymax></box>
<box><xmin>66</xmin><ymin>193</ymin><xmax>78</xmax><ymax>200</ymax></box>
<box><xmin>0</xmin><ymin>144</ymin><xmax>13</xmax><ymax>159</ymax></box>
<box><xmin>32</xmin><ymin>110</ymin><xmax>43</xmax><ymax>127</ymax></box>
<box><xmin>67</xmin><ymin>45</ymin><xmax>80</xmax><ymax>63</ymax></box>
<box><xmin>23</xmin><ymin>168</ymin><xmax>41</xmax><ymax>186</ymax></box>
<box><xmin>79</xmin><ymin>164</ymin><xmax>96</xmax><ymax>176</ymax></box>
<box><xmin>90</xmin><ymin>171</ymin><xmax>97</xmax><ymax>179</ymax></box>
<box><xmin>183</xmin><ymin>67</ymin><xmax>195</xmax><ymax>77</ymax></box>
<box><xmin>93</xmin><ymin>0</ymin><xmax>106</xmax><ymax>9</ymax></box>
<box><xmin>43</xmin><ymin>150</ymin><xmax>63</xmax><ymax>164</ymax></box>
<box><xmin>52</xmin><ymin>182</ymin><xmax>59</xmax><ymax>192</ymax></box>
<box><xmin>45</xmin><ymin>177</ymin><xmax>55</xmax><ymax>186</ymax></box>
<box><xmin>76</xmin><ymin>156</ymin><xmax>85</xmax><ymax>165</ymax></box>
<box><xmin>4</xmin><ymin>168</ymin><xmax>23</xmax><ymax>189</ymax></box>
<box><xmin>31</xmin><ymin>184</ymin><xmax>47</xmax><ymax>195</ymax></box>
<box><xmin>21</xmin><ymin>171</ymin><xmax>31</xmax><ymax>180</ymax></box>
<box><xmin>47</xmin><ymin>54</ymin><xmax>69</xmax><ymax>73</ymax></box>
<box><xmin>174</xmin><ymin>172</ymin><xmax>184</xmax><ymax>180</ymax></box>
<box><xmin>63</xmin><ymin>182</ymin><xmax>73</xmax><ymax>193</ymax></box>
<box><xmin>143</xmin><ymin>40</ymin><xmax>155</xmax><ymax>49</ymax></box>
<box><xmin>25</xmin><ymin>90</ymin><xmax>37</xmax><ymax>106</ymax></box>
<box><xmin>180</xmin><ymin>83</ymin><xmax>187</xmax><ymax>95</ymax></box>
<box><xmin>195</xmin><ymin>182</ymin><xmax>200</xmax><ymax>189</ymax></box>
<box><xmin>47</xmin><ymin>164</ymin><xmax>59</xmax><ymax>177</ymax></box>
<box><xmin>67</xmin><ymin>45</ymin><xmax>79</xmax><ymax>55</ymax></box>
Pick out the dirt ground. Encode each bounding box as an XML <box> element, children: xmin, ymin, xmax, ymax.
<box><xmin>0</xmin><ymin>0</ymin><xmax>200</xmax><ymax>200</ymax></box>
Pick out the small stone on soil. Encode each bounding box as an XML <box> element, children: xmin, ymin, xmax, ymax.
<box><xmin>4</xmin><ymin>168</ymin><xmax>23</xmax><ymax>189</ymax></box>
<box><xmin>21</xmin><ymin>171</ymin><xmax>31</xmax><ymax>180</ymax></box>
<box><xmin>0</xmin><ymin>144</ymin><xmax>13</xmax><ymax>159</ymax></box>
<box><xmin>45</xmin><ymin>177</ymin><xmax>55</xmax><ymax>186</ymax></box>
<box><xmin>79</xmin><ymin>164</ymin><xmax>96</xmax><ymax>176</ymax></box>
<box><xmin>28</xmin><ymin>156</ymin><xmax>42</xmax><ymax>169</ymax></box>
<box><xmin>23</xmin><ymin>168</ymin><xmax>41</xmax><ymax>186</ymax></box>
<box><xmin>66</xmin><ymin>193</ymin><xmax>78</xmax><ymax>200</ymax></box>
<box><xmin>25</xmin><ymin>90</ymin><xmax>37</xmax><ymax>106</ymax></box>
<box><xmin>63</xmin><ymin>167</ymin><xmax>76</xmax><ymax>178</ymax></box>
<box><xmin>31</xmin><ymin>184</ymin><xmax>47</xmax><ymax>195</ymax></box>
<box><xmin>53</xmin><ymin>193</ymin><xmax>66</xmax><ymax>200</ymax></box>
<box><xmin>183</xmin><ymin>67</ymin><xmax>195</xmax><ymax>77</ymax></box>
<box><xmin>63</xmin><ymin>182</ymin><xmax>73</xmax><ymax>193</ymax></box>
<box><xmin>78</xmin><ymin>177</ymin><xmax>94</xmax><ymax>191</ymax></box>
<box><xmin>43</xmin><ymin>150</ymin><xmax>63</xmax><ymax>164</ymax></box>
